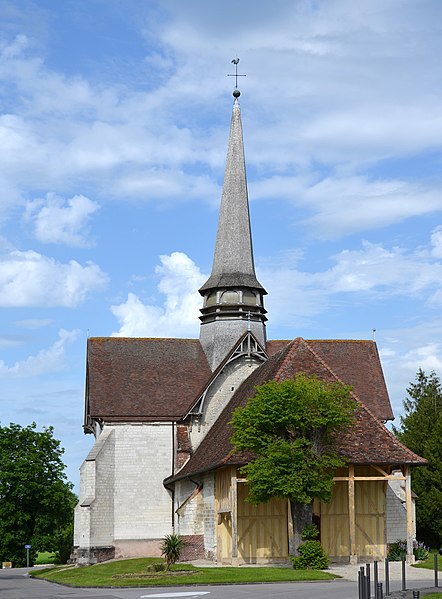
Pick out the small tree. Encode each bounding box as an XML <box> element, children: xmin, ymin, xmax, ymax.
<box><xmin>160</xmin><ymin>534</ymin><xmax>184</xmax><ymax>570</ymax></box>
<box><xmin>0</xmin><ymin>422</ymin><xmax>76</xmax><ymax>566</ymax></box>
<box><xmin>230</xmin><ymin>375</ymin><xmax>355</xmax><ymax>554</ymax></box>
<box><xmin>393</xmin><ymin>369</ymin><xmax>442</xmax><ymax>547</ymax></box>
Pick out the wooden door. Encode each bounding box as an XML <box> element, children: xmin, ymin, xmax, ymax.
<box><xmin>237</xmin><ymin>482</ymin><xmax>288</xmax><ymax>562</ymax></box>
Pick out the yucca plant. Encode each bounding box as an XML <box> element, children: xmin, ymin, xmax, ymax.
<box><xmin>160</xmin><ymin>533</ymin><xmax>185</xmax><ymax>570</ymax></box>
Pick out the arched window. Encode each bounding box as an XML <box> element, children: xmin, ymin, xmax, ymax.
<box><xmin>220</xmin><ymin>290</ymin><xmax>239</xmax><ymax>304</ymax></box>
<box><xmin>205</xmin><ymin>292</ymin><xmax>217</xmax><ymax>307</ymax></box>
<box><xmin>242</xmin><ymin>290</ymin><xmax>257</xmax><ymax>305</ymax></box>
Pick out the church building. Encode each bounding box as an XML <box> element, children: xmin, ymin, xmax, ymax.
<box><xmin>73</xmin><ymin>84</ymin><xmax>426</xmax><ymax>566</ymax></box>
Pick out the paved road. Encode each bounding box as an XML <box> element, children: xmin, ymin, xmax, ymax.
<box><xmin>0</xmin><ymin>566</ymin><xmax>438</xmax><ymax>599</ymax></box>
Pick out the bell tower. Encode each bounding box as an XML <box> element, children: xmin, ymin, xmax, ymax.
<box><xmin>199</xmin><ymin>82</ymin><xmax>267</xmax><ymax>370</ymax></box>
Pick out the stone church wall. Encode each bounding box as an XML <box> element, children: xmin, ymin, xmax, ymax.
<box><xmin>190</xmin><ymin>356</ymin><xmax>261</xmax><ymax>450</ymax></box>
<box><xmin>202</xmin><ymin>472</ymin><xmax>216</xmax><ymax>558</ymax></box>
<box><xmin>112</xmin><ymin>423</ymin><xmax>174</xmax><ymax>541</ymax></box>
<box><xmin>74</xmin><ymin>428</ymin><xmax>115</xmax><ymax>550</ymax></box>
<box><xmin>174</xmin><ymin>472</ymin><xmax>216</xmax><ymax>560</ymax></box>
<box><xmin>74</xmin><ymin>421</ymin><xmax>176</xmax><ymax>562</ymax></box>
<box><xmin>386</xmin><ymin>477</ymin><xmax>416</xmax><ymax>545</ymax></box>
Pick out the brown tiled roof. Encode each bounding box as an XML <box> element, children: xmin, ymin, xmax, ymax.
<box><xmin>168</xmin><ymin>338</ymin><xmax>425</xmax><ymax>483</ymax></box>
<box><xmin>87</xmin><ymin>338</ymin><xmax>212</xmax><ymax>421</ymax></box>
<box><xmin>267</xmin><ymin>339</ymin><xmax>393</xmax><ymax>421</ymax></box>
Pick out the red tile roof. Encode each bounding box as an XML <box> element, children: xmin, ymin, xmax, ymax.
<box><xmin>169</xmin><ymin>338</ymin><xmax>425</xmax><ymax>482</ymax></box>
<box><xmin>267</xmin><ymin>339</ymin><xmax>393</xmax><ymax>421</ymax></box>
<box><xmin>87</xmin><ymin>337</ymin><xmax>212</xmax><ymax>421</ymax></box>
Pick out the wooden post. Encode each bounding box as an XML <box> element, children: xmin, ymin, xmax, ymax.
<box><xmin>405</xmin><ymin>466</ymin><xmax>414</xmax><ymax>563</ymax></box>
<box><xmin>348</xmin><ymin>464</ymin><xmax>357</xmax><ymax>564</ymax></box>
<box><xmin>231</xmin><ymin>469</ymin><xmax>238</xmax><ymax>564</ymax></box>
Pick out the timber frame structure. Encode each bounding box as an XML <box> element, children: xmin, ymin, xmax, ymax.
<box><xmin>167</xmin><ymin>336</ymin><xmax>427</xmax><ymax>565</ymax></box>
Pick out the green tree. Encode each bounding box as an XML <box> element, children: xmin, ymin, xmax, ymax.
<box><xmin>160</xmin><ymin>533</ymin><xmax>185</xmax><ymax>569</ymax></box>
<box><xmin>0</xmin><ymin>422</ymin><xmax>77</xmax><ymax>566</ymax></box>
<box><xmin>393</xmin><ymin>369</ymin><xmax>442</xmax><ymax>548</ymax></box>
<box><xmin>230</xmin><ymin>375</ymin><xmax>356</xmax><ymax>553</ymax></box>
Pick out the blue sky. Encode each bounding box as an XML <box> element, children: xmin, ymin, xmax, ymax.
<box><xmin>1</xmin><ymin>0</ymin><xmax>442</xmax><ymax>490</ymax></box>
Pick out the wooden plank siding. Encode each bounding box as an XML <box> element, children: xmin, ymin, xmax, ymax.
<box><xmin>237</xmin><ymin>481</ymin><xmax>289</xmax><ymax>563</ymax></box>
<box><xmin>215</xmin><ymin>468</ymin><xmax>233</xmax><ymax>562</ymax></box>
<box><xmin>321</xmin><ymin>481</ymin><xmax>350</xmax><ymax>558</ymax></box>
<box><xmin>216</xmin><ymin>465</ymin><xmax>388</xmax><ymax>564</ymax></box>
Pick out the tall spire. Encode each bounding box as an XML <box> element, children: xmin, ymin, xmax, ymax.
<box><xmin>199</xmin><ymin>82</ymin><xmax>267</xmax><ymax>370</ymax></box>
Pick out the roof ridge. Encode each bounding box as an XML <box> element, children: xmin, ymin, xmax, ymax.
<box><xmin>89</xmin><ymin>337</ymin><xmax>199</xmax><ymax>342</ymax></box>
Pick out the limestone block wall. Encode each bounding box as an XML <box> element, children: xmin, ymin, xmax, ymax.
<box><xmin>386</xmin><ymin>477</ymin><xmax>416</xmax><ymax>544</ymax></box>
<box><xmin>174</xmin><ymin>473</ymin><xmax>216</xmax><ymax>560</ymax></box>
<box><xmin>202</xmin><ymin>472</ymin><xmax>216</xmax><ymax>558</ymax></box>
<box><xmin>112</xmin><ymin>422</ymin><xmax>174</xmax><ymax>541</ymax></box>
<box><xmin>74</xmin><ymin>428</ymin><xmax>115</xmax><ymax>549</ymax></box>
<box><xmin>175</xmin><ymin>478</ymin><xmax>204</xmax><ymax>536</ymax></box>
<box><xmin>190</xmin><ymin>356</ymin><xmax>261</xmax><ymax>450</ymax></box>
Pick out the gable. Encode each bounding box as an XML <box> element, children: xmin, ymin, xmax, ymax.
<box><xmin>86</xmin><ymin>337</ymin><xmax>212</xmax><ymax>422</ymax></box>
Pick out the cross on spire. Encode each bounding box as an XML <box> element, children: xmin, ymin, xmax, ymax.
<box><xmin>228</xmin><ymin>57</ymin><xmax>246</xmax><ymax>93</ymax></box>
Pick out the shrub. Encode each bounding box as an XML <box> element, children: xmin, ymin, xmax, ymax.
<box><xmin>160</xmin><ymin>534</ymin><xmax>185</xmax><ymax>570</ymax></box>
<box><xmin>413</xmin><ymin>541</ymin><xmax>429</xmax><ymax>561</ymax></box>
<box><xmin>291</xmin><ymin>524</ymin><xmax>329</xmax><ymax>570</ymax></box>
<box><xmin>301</xmin><ymin>524</ymin><xmax>320</xmax><ymax>540</ymax></box>
<box><xmin>387</xmin><ymin>539</ymin><xmax>429</xmax><ymax>561</ymax></box>
<box><xmin>388</xmin><ymin>540</ymin><xmax>406</xmax><ymax>561</ymax></box>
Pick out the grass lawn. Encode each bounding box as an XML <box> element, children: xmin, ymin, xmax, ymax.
<box><xmin>31</xmin><ymin>557</ymin><xmax>338</xmax><ymax>587</ymax></box>
<box><xmin>421</xmin><ymin>594</ymin><xmax>442</xmax><ymax>598</ymax></box>
<box><xmin>413</xmin><ymin>551</ymin><xmax>442</xmax><ymax>571</ymax></box>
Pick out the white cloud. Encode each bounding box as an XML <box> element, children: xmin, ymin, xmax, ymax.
<box><xmin>111</xmin><ymin>252</ymin><xmax>206</xmax><ymax>337</ymax></box>
<box><xmin>0</xmin><ymin>249</ymin><xmax>108</xmax><ymax>307</ymax></box>
<box><xmin>14</xmin><ymin>318</ymin><xmax>53</xmax><ymax>329</ymax></box>
<box><xmin>430</xmin><ymin>225</ymin><xmax>442</xmax><ymax>258</ymax></box>
<box><xmin>0</xmin><ymin>328</ymin><xmax>79</xmax><ymax>378</ymax></box>
<box><xmin>25</xmin><ymin>192</ymin><xmax>100</xmax><ymax>246</ymax></box>
<box><xmin>252</xmin><ymin>176</ymin><xmax>442</xmax><ymax>240</ymax></box>
<box><xmin>261</xmin><ymin>230</ymin><xmax>442</xmax><ymax>333</ymax></box>
<box><xmin>324</xmin><ymin>241</ymin><xmax>442</xmax><ymax>296</ymax></box>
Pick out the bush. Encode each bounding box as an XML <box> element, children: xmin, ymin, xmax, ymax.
<box><xmin>387</xmin><ymin>539</ymin><xmax>429</xmax><ymax>561</ymax></box>
<box><xmin>291</xmin><ymin>524</ymin><xmax>329</xmax><ymax>570</ymax></box>
<box><xmin>388</xmin><ymin>540</ymin><xmax>406</xmax><ymax>561</ymax></box>
<box><xmin>291</xmin><ymin>540</ymin><xmax>330</xmax><ymax>570</ymax></box>
<box><xmin>413</xmin><ymin>541</ymin><xmax>429</xmax><ymax>561</ymax></box>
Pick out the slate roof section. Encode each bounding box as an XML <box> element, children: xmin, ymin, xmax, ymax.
<box><xmin>168</xmin><ymin>338</ymin><xmax>425</xmax><ymax>483</ymax></box>
<box><xmin>267</xmin><ymin>339</ymin><xmax>393</xmax><ymax>421</ymax></box>
<box><xmin>199</xmin><ymin>99</ymin><xmax>265</xmax><ymax>294</ymax></box>
<box><xmin>86</xmin><ymin>338</ymin><xmax>212</xmax><ymax>421</ymax></box>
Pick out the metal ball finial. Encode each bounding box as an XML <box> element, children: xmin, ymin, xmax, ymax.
<box><xmin>228</xmin><ymin>57</ymin><xmax>245</xmax><ymax>97</ymax></box>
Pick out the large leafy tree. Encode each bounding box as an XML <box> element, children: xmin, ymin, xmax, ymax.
<box><xmin>230</xmin><ymin>375</ymin><xmax>356</xmax><ymax>553</ymax></box>
<box><xmin>0</xmin><ymin>422</ymin><xmax>77</xmax><ymax>566</ymax></box>
<box><xmin>393</xmin><ymin>369</ymin><xmax>442</xmax><ymax>547</ymax></box>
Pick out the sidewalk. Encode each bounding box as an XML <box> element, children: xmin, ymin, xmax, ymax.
<box><xmin>328</xmin><ymin>561</ymin><xmax>437</xmax><ymax>582</ymax></box>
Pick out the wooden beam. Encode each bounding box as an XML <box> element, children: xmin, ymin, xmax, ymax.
<box><xmin>373</xmin><ymin>465</ymin><xmax>391</xmax><ymax>477</ymax></box>
<box><xmin>334</xmin><ymin>475</ymin><xmax>406</xmax><ymax>481</ymax></box>
<box><xmin>231</xmin><ymin>468</ymin><xmax>238</xmax><ymax>563</ymax></box>
<box><xmin>348</xmin><ymin>465</ymin><xmax>357</xmax><ymax>565</ymax></box>
<box><xmin>405</xmin><ymin>466</ymin><xmax>414</xmax><ymax>563</ymax></box>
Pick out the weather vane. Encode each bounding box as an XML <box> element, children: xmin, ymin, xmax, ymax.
<box><xmin>228</xmin><ymin>57</ymin><xmax>246</xmax><ymax>96</ymax></box>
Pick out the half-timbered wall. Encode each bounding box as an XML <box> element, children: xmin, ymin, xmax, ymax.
<box><xmin>214</xmin><ymin>464</ymin><xmax>405</xmax><ymax>565</ymax></box>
